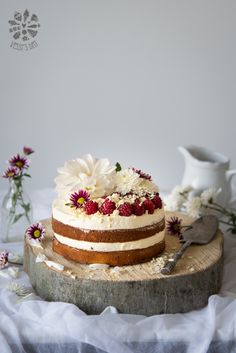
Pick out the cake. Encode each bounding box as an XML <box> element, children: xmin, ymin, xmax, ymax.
<box><xmin>52</xmin><ymin>154</ymin><xmax>165</xmax><ymax>266</ymax></box>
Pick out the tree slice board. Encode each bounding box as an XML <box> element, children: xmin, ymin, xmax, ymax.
<box><xmin>24</xmin><ymin>213</ymin><xmax>224</xmax><ymax>316</ymax></box>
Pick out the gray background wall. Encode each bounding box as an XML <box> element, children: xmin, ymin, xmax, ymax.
<box><xmin>0</xmin><ymin>0</ymin><xmax>235</xmax><ymax>192</ymax></box>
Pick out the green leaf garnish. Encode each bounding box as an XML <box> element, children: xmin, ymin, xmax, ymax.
<box><xmin>115</xmin><ymin>162</ymin><xmax>122</xmax><ymax>172</ymax></box>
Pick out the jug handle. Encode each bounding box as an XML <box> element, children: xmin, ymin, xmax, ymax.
<box><xmin>226</xmin><ymin>170</ymin><xmax>236</xmax><ymax>207</ymax></box>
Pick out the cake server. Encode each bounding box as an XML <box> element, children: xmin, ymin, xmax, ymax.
<box><xmin>161</xmin><ymin>215</ymin><xmax>219</xmax><ymax>275</ymax></box>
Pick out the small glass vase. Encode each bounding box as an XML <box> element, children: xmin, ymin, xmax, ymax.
<box><xmin>0</xmin><ymin>179</ymin><xmax>33</xmax><ymax>242</ymax></box>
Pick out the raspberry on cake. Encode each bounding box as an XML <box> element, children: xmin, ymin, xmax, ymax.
<box><xmin>52</xmin><ymin>154</ymin><xmax>165</xmax><ymax>266</ymax></box>
<box><xmin>118</xmin><ymin>203</ymin><xmax>133</xmax><ymax>216</ymax></box>
<box><xmin>132</xmin><ymin>199</ymin><xmax>145</xmax><ymax>216</ymax></box>
<box><xmin>152</xmin><ymin>194</ymin><xmax>162</xmax><ymax>209</ymax></box>
<box><xmin>99</xmin><ymin>199</ymin><xmax>116</xmax><ymax>215</ymax></box>
<box><xmin>84</xmin><ymin>200</ymin><xmax>98</xmax><ymax>215</ymax></box>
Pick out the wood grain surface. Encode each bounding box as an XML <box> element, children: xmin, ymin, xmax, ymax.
<box><xmin>24</xmin><ymin>212</ymin><xmax>224</xmax><ymax>315</ymax></box>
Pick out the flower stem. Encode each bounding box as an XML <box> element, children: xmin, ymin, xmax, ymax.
<box><xmin>219</xmin><ymin>220</ymin><xmax>232</xmax><ymax>226</ymax></box>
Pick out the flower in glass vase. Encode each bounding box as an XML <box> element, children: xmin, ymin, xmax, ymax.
<box><xmin>0</xmin><ymin>147</ymin><xmax>34</xmax><ymax>242</ymax></box>
<box><xmin>9</xmin><ymin>154</ymin><xmax>30</xmax><ymax>170</ymax></box>
<box><xmin>2</xmin><ymin>166</ymin><xmax>20</xmax><ymax>179</ymax></box>
<box><xmin>23</xmin><ymin>146</ymin><xmax>34</xmax><ymax>155</ymax></box>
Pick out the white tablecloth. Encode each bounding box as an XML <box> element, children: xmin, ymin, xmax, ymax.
<box><xmin>0</xmin><ymin>189</ymin><xmax>236</xmax><ymax>353</ymax></box>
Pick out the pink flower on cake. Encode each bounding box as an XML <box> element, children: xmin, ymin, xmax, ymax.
<box><xmin>132</xmin><ymin>168</ymin><xmax>152</xmax><ymax>181</ymax></box>
<box><xmin>26</xmin><ymin>222</ymin><xmax>45</xmax><ymax>241</ymax></box>
<box><xmin>9</xmin><ymin>154</ymin><xmax>29</xmax><ymax>170</ymax></box>
<box><xmin>0</xmin><ymin>250</ymin><xmax>9</xmax><ymax>269</ymax></box>
<box><xmin>2</xmin><ymin>166</ymin><xmax>20</xmax><ymax>179</ymax></box>
<box><xmin>23</xmin><ymin>146</ymin><xmax>34</xmax><ymax>155</ymax></box>
<box><xmin>69</xmin><ymin>190</ymin><xmax>90</xmax><ymax>209</ymax></box>
<box><xmin>55</xmin><ymin>154</ymin><xmax>116</xmax><ymax>199</ymax></box>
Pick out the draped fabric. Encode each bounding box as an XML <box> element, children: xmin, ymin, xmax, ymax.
<box><xmin>0</xmin><ymin>189</ymin><xmax>236</xmax><ymax>353</ymax></box>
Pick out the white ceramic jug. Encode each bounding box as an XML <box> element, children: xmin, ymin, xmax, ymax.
<box><xmin>179</xmin><ymin>145</ymin><xmax>236</xmax><ymax>207</ymax></box>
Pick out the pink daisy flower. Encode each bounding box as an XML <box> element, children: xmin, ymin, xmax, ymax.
<box><xmin>23</xmin><ymin>146</ymin><xmax>34</xmax><ymax>155</ymax></box>
<box><xmin>26</xmin><ymin>222</ymin><xmax>45</xmax><ymax>241</ymax></box>
<box><xmin>2</xmin><ymin>166</ymin><xmax>20</xmax><ymax>179</ymax></box>
<box><xmin>9</xmin><ymin>154</ymin><xmax>29</xmax><ymax>170</ymax></box>
<box><xmin>0</xmin><ymin>250</ymin><xmax>9</xmax><ymax>269</ymax></box>
<box><xmin>132</xmin><ymin>168</ymin><xmax>152</xmax><ymax>181</ymax></box>
<box><xmin>166</xmin><ymin>216</ymin><xmax>182</xmax><ymax>237</ymax></box>
<box><xmin>69</xmin><ymin>190</ymin><xmax>90</xmax><ymax>209</ymax></box>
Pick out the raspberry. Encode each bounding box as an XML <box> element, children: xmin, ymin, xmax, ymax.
<box><xmin>99</xmin><ymin>199</ymin><xmax>116</xmax><ymax>215</ymax></box>
<box><xmin>118</xmin><ymin>203</ymin><xmax>133</xmax><ymax>217</ymax></box>
<box><xmin>143</xmin><ymin>199</ymin><xmax>155</xmax><ymax>214</ymax></box>
<box><xmin>84</xmin><ymin>200</ymin><xmax>98</xmax><ymax>215</ymax></box>
<box><xmin>152</xmin><ymin>194</ymin><xmax>162</xmax><ymax>209</ymax></box>
<box><xmin>132</xmin><ymin>199</ymin><xmax>145</xmax><ymax>216</ymax></box>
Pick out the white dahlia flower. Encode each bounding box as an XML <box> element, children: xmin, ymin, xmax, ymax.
<box><xmin>55</xmin><ymin>154</ymin><xmax>116</xmax><ymax>199</ymax></box>
<box><xmin>185</xmin><ymin>196</ymin><xmax>202</xmax><ymax>218</ymax></box>
<box><xmin>200</xmin><ymin>187</ymin><xmax>221</xmax><ymax>206</ymax></box>
<box><xmin>164</xmin><ymin>185</ymin><xmax>193</xmax><ymax>211</ymax></box>
<box><xmin>115</xmin><ymin>168</ymin><xmax>141</xmax><ymax>195</ymax></box>
<box><xmin>164</xmin><ymin>194</ymin><xmax>181</xmax><ymax>212</ymax></box>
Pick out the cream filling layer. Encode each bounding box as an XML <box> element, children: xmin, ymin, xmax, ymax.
<box><xmin>54</xmin><ymin>230</ymin><xmax>165</xmax><ymax>252</ymax></box>
<box><xmin>52</xmin><ymin>199</ymin><xmax>165</xmax><ymax>230</ymax></box>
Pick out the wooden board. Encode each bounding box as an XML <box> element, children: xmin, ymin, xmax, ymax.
<box><xmin>24</xmin><ymin>213</ymin><xmax>224</xmax><ymax>316</ymax></box>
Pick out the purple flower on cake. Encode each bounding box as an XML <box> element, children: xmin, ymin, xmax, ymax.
<box><xmin>26</xmin><ymin>222</ymin><xmax>45</xmax><ymax>241</ymax></box>
<box><xmin>9</xmin><ymin>154</ymin><xmax>29</xmax><ymax>170</ymax></box>
<box><xmin>2</xmin><ymin>166</ymin><xmax>20</xmax><ymax>179</ymax></box>
<box><xmin>166</xmin><ymin>216</ymin><xmax>182</xmax><ymax>237</ymax></box>
<box><xmin>0</xmin><ymin>250</ymin><xmax>9</xmax><ymax>269</ymax></box>
<box><xmin>23</xmin><ymin>146</ymin><xmax>34</xmax><ymax>155</ymax></box>
<box><xmin>69</xmin><ymin>190</ymin><xmax>90</xmax><ymax>209</ymax></box>
<box><xmin>132</xmin><ymin>168</ymin><xmax>152</xmax><ymax>181</ymax></box>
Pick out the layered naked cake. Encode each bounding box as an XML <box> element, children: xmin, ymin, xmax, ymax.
<box><xmin>52</xmin><ymin>155</ymin><xmax>165</xmax><ymax>266</ymax></box>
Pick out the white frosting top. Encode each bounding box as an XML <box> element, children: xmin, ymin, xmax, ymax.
<box><xmin>52</xmin><ymin>199</ymin><xmax>165</xmax><ymax>231</ymax></box>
